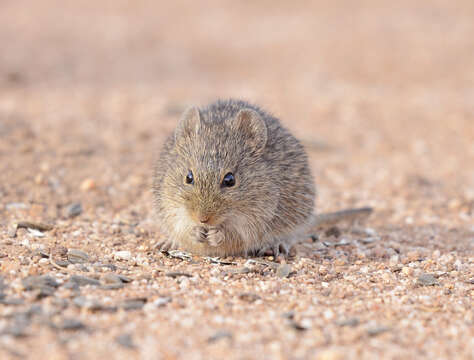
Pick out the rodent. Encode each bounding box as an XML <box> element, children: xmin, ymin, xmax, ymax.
<box><xmin>153</xmin><ymin>99</ymin><xmax>372</xmax><ymax>257</ymax></box>
<box><xmin>153</xmin><ymin>99</ymin><xmax>316</xmax><ymax>257</ymax></box>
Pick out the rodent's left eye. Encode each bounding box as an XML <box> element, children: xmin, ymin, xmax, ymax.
<box><xmin>222</xmin><ymin>172</ymin><xmax>235</xmax><ymax>187</ymax></box>
<box><xmin>185</xmin><ymin>170</ymin><xmax>194</xmax><ymax>185</ymax></box>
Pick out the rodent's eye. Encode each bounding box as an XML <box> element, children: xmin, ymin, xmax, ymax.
<box><xmin>222</xmin><ymin>172</ymin><xmax>235</xmax><ymax>187</ymax></box>
<box><xmin>185</xmin><ymin>170</ymin><xmax>194</xmax><ymax>185</ymax></box>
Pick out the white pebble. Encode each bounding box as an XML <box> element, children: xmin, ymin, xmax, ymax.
<box><xmin>38</xmin><ymin>258</ymin><xmax>50</xmax><ymax>266</ymax></box>
<box><xmin>114</xmin><ymin>250</ymin><xmax>132</xmax><ymax>261</ymax></box>
<box><xmin>323</xmin><ymin>309</ymin><xmax>334</xmax><ymax>320</ymax></box>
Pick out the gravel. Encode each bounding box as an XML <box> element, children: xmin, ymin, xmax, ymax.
<box><xmin>0</xmin><ymin>1</ymin><xmax>472</xmax><ymax>359</ymax></box>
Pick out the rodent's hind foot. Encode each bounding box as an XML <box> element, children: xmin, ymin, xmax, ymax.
<box><xmin>256</xmin><ymin>242</ymin><xmax>290</xmax><ymax>258</ymax></box>
<box><xmin>154</xmin><ymin>239</ymin><xmax>176</xmax><ymax>252</ymax></box>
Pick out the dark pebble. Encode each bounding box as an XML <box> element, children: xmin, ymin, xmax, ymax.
<box><xmin>289</xmin><ymin>320</ymin><xmax>309</xmax><ymax>332</ymax></box>
<box><xmin>0</xmin><ymin>298</ymin><xmax>25</xmax><ymax>306</ymax></box>
<box><xmin>16</xmin><ymin>221</ymin><xmax>53</xmax><ymax>232</ymax></box>
<box><xmin>73</xmin><ymin>296</ymin><xmax>116</xmax><ymax>312</ymax></box>
<box><xmin>281</xmin><ymin>311</ymin><xmax>295</xmax><ymax>320</ymax></box>
<box><xmin>336</xmin><ymin>317</ymin><xmax>360</xmax><ymax>327</ymax></box>
<box><xmin>367</xmin><ymin>325</ymin><xmax>390</xmax><ymax>337</ymax></box>
<box><xmin>417</xmin><ymin>273</ymin><xmax>439</xmax><ymax>286</ymax></box>
<box><xmin>117</xmin><ymin>274</ymin><xmax>132</xmax><ymax>283</ymax></box>
<box><xmin>115</xmin><ymin>333</ymin><xmax>136</xmax><ymax>349</ymax></box>
<box><xmin>1</xmin><ymin>322</ymin><xmax>29</xmax><ymax>337</ymax></box>
<box><xmin>22</xmin><ymin>275</ymin><xmax>60</xmax><ymax>290</ymax></box>
<box><xmin>165</xmin><ymin>272</ymin><xmax>193</xmax><ymax>278</ymax></box>
<box><xmin>121</xmin><ymin>298</ymin><xmax>147</xmax><ymax>311</ymax></box>
<box><xmin>67</xmin><ymin>249</ymin><xmax>90</xmax><ymax>264</ymax></box>
<box><xmin>35</xmin><ymin>286</ymin><xmax>56</xmax><ymax>299</ymax></box>
<box><xmin>73</xmin><ymin>296</ymin><xmax>99</xmax><ymax>309</ymax></box>
<box><xmin>207</xmin><ymin>330</ymin><xmax>233</xmax><ymax>343</ymax></box>
<box><xmin>102</xmin><ymin>273</ymin><xmax>124</xmax><ymax>284</ymax></box>
<box><xmin>238</xmin><ymin>292</ymin><xmax>261</xmax><ymax>302</ymax></box>
<box><xmin>54</xmin><ymin>259</ymin><xmax>70</xmax><ymax>267</ymax></box>
<box><xmin>100</xmin><ymin>283</ymin><xmax>125</xmax><ymax>290</ymax></box>
<box><xmin>225</xmin><ymin>267</ymin><xmax>251</xmax><ymax>275</ymax></box>
<box><xmin>93</xmin><ymin>263</ymin><xmax>117</xmax><ymax>271</ymax></box>
<box><xmin>69</xmin><ymin>275</ymin><xmax>101</xmax><ymax>287</ymax></box>
<box><xmin>65</xmin><ymin>202</ymin><xmax>82</xmax><ymax>218</ymax></box>
<box><xmin>58</xmin><ymin>318</ymin><xmax>86</xmax><ymax>331</ymax></box>
<box><xmin>63</xmin><ymin>280</ymin><xmax>80</xmax><ymax>290</ymax></box>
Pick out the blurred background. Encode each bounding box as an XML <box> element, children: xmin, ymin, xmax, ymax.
<box><xmin>1</xmin><ymin>0</ymin><xmax>473</xmax><ymax>229</ymax></box>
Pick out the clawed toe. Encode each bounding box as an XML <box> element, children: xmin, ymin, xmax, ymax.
<box><xmin>206</xmin><ymin>228</ymin><xmax>224</xmax><ymax>247</ymax></box>
<box><xmin>192</xmin><ymin>226</ymin><xmax>208</xmax><ymax>243</ymax></box>
<box><xmin>155</xmin><ymin>240</ymin><xmax>174</xmax><ymax>252</ymax></box>
<box><xmin>256</xmin><ymin>242</ymin><xmax>290</xmax><ymax>258</ymax></box>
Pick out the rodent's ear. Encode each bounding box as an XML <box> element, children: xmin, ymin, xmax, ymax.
<box><xmin>175</xmin><ymin>107</ymin><xmax>201</xmax><ymax>141</ymax></box>
<box><xmin>230</xmin><ymin>109</ymin><xmax>268</xmax><ymax>151</ymax></box>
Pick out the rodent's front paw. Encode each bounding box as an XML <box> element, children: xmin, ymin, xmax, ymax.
<box><xmin>191</xmin><ymin>226</ymin><xmax>208</xmax><ymax>243</ymax></box>
<box><xmin>206</xmin><ymin>228</ymin><xmax>225</xmax><ymax>247</ymax></box>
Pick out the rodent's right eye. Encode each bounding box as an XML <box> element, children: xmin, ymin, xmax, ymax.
<box><xmin>185</xmin><ymin>170</ymin><xmax>194</xmax><ymax>185</ymax></box>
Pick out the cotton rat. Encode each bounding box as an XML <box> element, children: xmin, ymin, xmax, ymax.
<box><xmin>153</xmin><ymin>99</ymin><xmax>317</xmax><ymax>257</ymax></box>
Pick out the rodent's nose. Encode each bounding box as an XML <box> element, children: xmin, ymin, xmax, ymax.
<box><xmin>199</xmin><ymin>215</ymin><xmax>210</xmax><ymax>224</ymax></box>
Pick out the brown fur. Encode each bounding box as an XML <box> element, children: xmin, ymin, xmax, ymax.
<box><xmin>153</xmin><ymin>99</ymin><xmax>316</xmax><ymax>256</ymax></box>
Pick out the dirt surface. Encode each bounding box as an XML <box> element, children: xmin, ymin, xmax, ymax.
<box><xmin>0</xmin><ymin>1</ymin><xmax>473</xmax><ymax>359</ymax></box>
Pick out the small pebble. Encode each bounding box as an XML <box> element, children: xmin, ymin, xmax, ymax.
<box><xmin>417</xmin><ymin>273</ymin><xmax>439</xmax><ymax>286</ymax></box>
<box><xmin>367</xmin><ymin>325</ymin><xmax>390</xmax><ymax>337</ymax></box>
<box><xmin>102</xmin><ymin>273</ymin><xmax>124</xmax><ymax>284</ymax></box>
<box><xmin>336</xmin><ymin>318</ymin><xmax>360</xmax><ymax>327</ymax></box>
<box><xmin>6</xmin><ymin>202</ymin><xmax>29</xmax><ymax>210</ymax></box>
<box><xmin>121</xmin><ymin>298</ymin><xmax>147</xmax><ymax>311</ymax></box>
<box><xmin>115</xmin><ymin>333</ymin><xmax>136</xmax><ymax>349</ymax></box>
<box><xmin>73</xmin><ymin>296</ymin><xmax>114</xmax><ymax>312</ymax></box>
<box><xmin>65</xmin><ymin>202</ymin><xmax>83</xmax><ymax>218</ymax></box>
<box><xmin>22</xmin><ymin>275</ymin><xmax>60</xmax><ymax>290</ymax></box>
<box><xmin>101</xmin><ymin>283</ymin><xmax>125</xmax><ymax>290</ymax></box>
<box><xmin>38</xmin><ymin>258</ymin><xmax>50</xmax><ymax>266</ymax></box>
<box><xmin>58</xmin><ymin>318</ymin><xmax>86</xmax><ymax>331</ymax></box>
<box><xmin>317</xmin><ymin>349</ymin><xmax>344</xmax><ymax>360</ymax></box>
<box><xmin>207</xmin><ymin>330</ymin><xmax>233</xmax><ymax>343</ymax></box>
<box><xmin>238</xmin><ymin>292</ymin><xmax>261</xmax><ymax>302</ymax></box>
<box><xmin>8</xmin><ymin>223</ymin><xmax>18</xmax><ymax>238</ymax></box>
<box><xmin>166</xmin><ymin>272</ymin><xmax>193</xmax><ymax>278</ymax></box>
<box><xmin>276</xmin><ymin>263</ymin><xmax>292</xmax><ymax>278</ymax></box>
<box><xmin>114</xmin><ymin>251</ymin><xmax>132</xmax><ymax>261</ymax></box>
<box><xmin>69</xmin><ymin>275</ymin><xmax>101</xmax><ymax>287</ymax></box>
<box><xmin>80</xmin><ymin>178</ymin><xmax>96</xmax><ymax>191</ymax></box>
<box><xmin>152</xmin><ymin>297</ymin><xmax>172</xmax><ymax>307</ymax></box>
<box><xmin>68</xmin><ymin>249</ymin><xmax>90</xmax><ymax>264</ymax></box>
<box><xmin>27</xmin><ymin>228</ymin><xmax>45</xmax><ymax>238</ymax></box>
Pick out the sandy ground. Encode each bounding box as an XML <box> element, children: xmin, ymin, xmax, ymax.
<box><xmin>0</xmin><ymin>1</ymin><xmax>473</xmax><ymax>359</ymax></box>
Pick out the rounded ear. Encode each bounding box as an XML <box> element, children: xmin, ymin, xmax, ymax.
<box><xmin>229</xmin><ymin>109</ymin><xmax>268</xmax><ymax>151</ymax></box>
<box><xmin>174</xmin><ymin>107</ymin><xmax>201</xmax><ymax>142</ymax></box>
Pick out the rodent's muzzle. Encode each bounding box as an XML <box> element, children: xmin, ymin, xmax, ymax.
<box><xmin>187</xmin><ymin>185</ymin><xmax>223</xmax><ymax>226</ymax></box>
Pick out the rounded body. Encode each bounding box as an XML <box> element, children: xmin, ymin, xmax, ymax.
<box><xmin>153</xmin><ymin>99</ymin><xmax>316</xmax><ymax>256</ymax></box>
